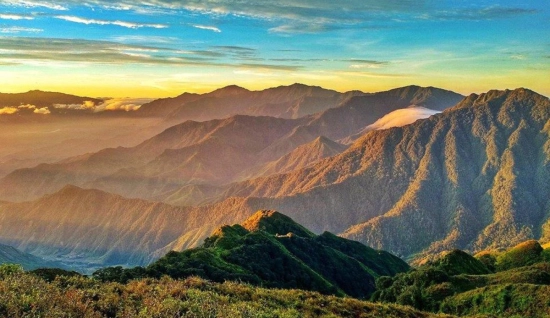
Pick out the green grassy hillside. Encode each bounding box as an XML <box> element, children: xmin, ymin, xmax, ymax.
<box><xmin>374</xmin><ymin>240</ymin><xmax>550</xmax><ymax>317</ymax></box>
<box><xmin>93</xmin><ymin>210</ymin><xmax>409</xmax><ymax>299</ymax></box>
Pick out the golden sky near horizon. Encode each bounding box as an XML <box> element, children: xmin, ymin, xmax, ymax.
<box><xmin>0</xmin><ymin>0</ymin><xmax>548</xmax><ymax>98</ymax></box>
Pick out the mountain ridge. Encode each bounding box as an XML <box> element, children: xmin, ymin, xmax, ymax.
<box><xmin>97</xmin><ymin>210</ymin><xmax>410</xmax><ymax>298</ymax></box>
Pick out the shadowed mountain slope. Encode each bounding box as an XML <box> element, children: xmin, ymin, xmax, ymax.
<box><xmin>0</xmin><ymin>243</ymin><xmax>65</xmax><ymax>270</ymax></box>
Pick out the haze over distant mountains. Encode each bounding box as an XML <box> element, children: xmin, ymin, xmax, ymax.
<box><xmin>0</xmin><ymin>84</ymin><xmax>462</xmax><ymax>203</ymax></box>
<box><xmin>0</xmin><ymin>84</ymin><xmax>547</xmax><ymax>271</ymax></box>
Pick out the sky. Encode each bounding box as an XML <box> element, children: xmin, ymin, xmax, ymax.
<box><xmin>0</xmin><ymin>0</ymin><xmax>548</xmax><ymax>98</ymax></box>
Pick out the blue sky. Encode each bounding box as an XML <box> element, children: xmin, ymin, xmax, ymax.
<box><xmin>0</xmin><ymin>0</ymin><xmax>548</xmax><ymax>97</ymax></box>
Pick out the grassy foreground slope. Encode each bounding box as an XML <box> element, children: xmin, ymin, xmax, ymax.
<box><xmin>0</xmin><ymin>264</ymin><xmax>447</xmax><ymax>318</ymax></box>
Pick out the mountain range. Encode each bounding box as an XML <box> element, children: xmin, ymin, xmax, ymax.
<box><xmin>135</xmin><ymin>83</ymin><xmax>366</xmax><ymax>121</ymax></box>
<box><xmin>0</xmin><ymin>85</ymin><xmax>461</xmax><ymax>203</ymax></box>
<box><xmin>0</xmin><ymin>84</ymin><xmax>548</xmax><ymax>272</ymax></box>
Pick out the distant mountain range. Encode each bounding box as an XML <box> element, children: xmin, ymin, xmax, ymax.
<box><xmin>0</xmin><ymin>85</ymin><xmax>462</xmax><ymax>203</ymax></box>
<box><xmin>135</xmin><ymin>83</ymin><xmax>366</xmax><ymax>121</ymax></box>
<box><xmin>0</xmin><ymin>90</ymin><xmax>102</xmax><ymax>109</ymax></box>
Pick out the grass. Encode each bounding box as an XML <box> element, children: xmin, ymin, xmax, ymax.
<box><xmin>0</xmin><ymin>264</ymin><xmax>447</xmax><ymax>318</ymax></box>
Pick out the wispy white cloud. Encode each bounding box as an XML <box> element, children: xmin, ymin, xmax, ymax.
<box><xmin>367</xmin><ymin>107</ymin><xmax>440</xmax><ymax>130</ymax></box>
<box><xmin>0</xmin><ymin>14</ymin><xmax>34</xmax><ymax>20</ymax></box>
<box><xmin>0</xmin><ymin>37</ymin><xmax>309</xmax><ymax>71</ymax></box>
<box><xmin>55</xmin><ymin>15</ymin><xmax>168</xmax><ymax>29</ymax></box>
<box><xmin>2</xmin><ymin>0</ymin><xmax>67</xmax><ymax>10</ymax></box>
<box><xmin>111</xmin><ymin>35</ymin><xmax>178</xmax><ymax>44</ymax></box>
<box><xmin>0</xmin><ymin>26</ymin><xmax>43</xmax><ymax>33</ymax></box>
<box><xmin>418</xmin><ymin>6</ymin><xmax>538</xmax><ymax>21</ymax></box>
<box><xmin>191</xmin><ymin>24</ymin><xmax>221</xmax><ymax>33</ymax></box>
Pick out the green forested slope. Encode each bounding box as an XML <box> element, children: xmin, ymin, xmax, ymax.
<box><xmin>94</xmin><ymin>211</ymin><xmax>409</xmax><ymax>299</ymax></box>
<box><xmin>374</xmin><ymin>240</ymin><xmax>550</xmax><ymax>317</ymax></box>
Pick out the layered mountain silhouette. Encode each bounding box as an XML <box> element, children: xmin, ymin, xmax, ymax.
<box><xmin>95</xmin><ymin>210</ymin><xmax>409</xmax><ymax>298</ymax></box>
<box><xmin>0</xmin><ymin>85</ymin><xmax>460</xmax><ymax>203</ymax></box>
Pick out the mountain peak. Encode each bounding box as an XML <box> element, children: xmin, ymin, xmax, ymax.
<box><xmin>241</xmin><ymin>210</ymin><xmax>314</xmax><ymax>238</ymax></box>
<box><xmin>209</xmin><ymin>85</ymin><xmax>249</xmax><ymax>97</ymax></box>
<box><xmin>451</xmin><ymin>88</ymin><xmax>549</xmax><ymax>111</ymax></box>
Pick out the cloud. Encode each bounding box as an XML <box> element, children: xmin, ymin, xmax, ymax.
<box><xmin>53</xmin><ymin>100</ymin><xmax>96</xmax><ymax>110</ymax></box>
<box><xmin>238</xmin><ymin>63</ymin><xmax>301</xmax><ymax>71</ymax></box>
<box><xmin>419</xmin><ymin>6</ymin><xmax>538</xmax><ymax>21</ymax></box>
<box><xmin>0</xmin><ymin>14</ymin><xmax>34</xmax><ymax>20</ymax></box>
<box><xmin>17</xmin><ymin>104</ymin><xmax>36</xmax><ymax>109</ymax></box>
<box><xmin>192</xmin><ymin>24</ymin><xmax>221</xmax><ymax>33</ymax></box>
<box><xmin>347</xmin><ymin>59</ymin><xmax>388</xmax><ymax>69</ymax></box>
<box><xmin>269</xmin><ymin>23</ymin><xmax>330</xmax><ymax>34</ymax></box>
<box><xmin>0</xmin><ymin>107</ymin><xmax>19</xmax><ymax>115</ymax></box>
<box><xmin>212</xmin><ymin>45</ymin><xmax>257</xmax><ymax>59</ymax></box>
<box><xmin>0</xmin><ymin>37</ymin><xmax>202</xmax><ymax>65</ymax></box>
<box><xmin>55</xmin><ymin>15</ymin><xmax>168</xmax><ymax>29</ymax></box>
<box><xmin>0</xmin><ymin>26</ymin><xmax>43</xmax><ymax>33</ymax></box>
<box><xmin>0</xmin><ymin>37</ymin><xmax>304</xmax><ymax>70</ymax></box>
<box><xmin>51</xmin><ymin>98</ymin><xmax>152</xmax><ymax>112</ymax></box>
<box><xmin>1</xmin><ymin>1</ymin><xmax>539</xmax><ymax>30</ymax></box>
<box><xmin>110</xmin><ymin>35</ymin><xmax>178</xmax><ymax>44</ymax></box>
<box><xmin>2</xmin><ymin>0</ymin><xmax>68</xmax><ymax>10</ymax></box>
<box><xmin>510</xmin><ymin>54</ymin><xmax>526</xmax><ymax>60</ymax></box>
<box><xmin>33</xmin><ymin>107</ymin><xmax>51</xmax><ymax>114</ymax></box>
<box><xmin>94</xmin><ymin>97</ymin><xmax>154</xmax><ymax>112</ymax></box>
<box><xmin>367</xmin><ymin>107</ymin><xmax>439</xmax><ymax>131</ymax></box>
